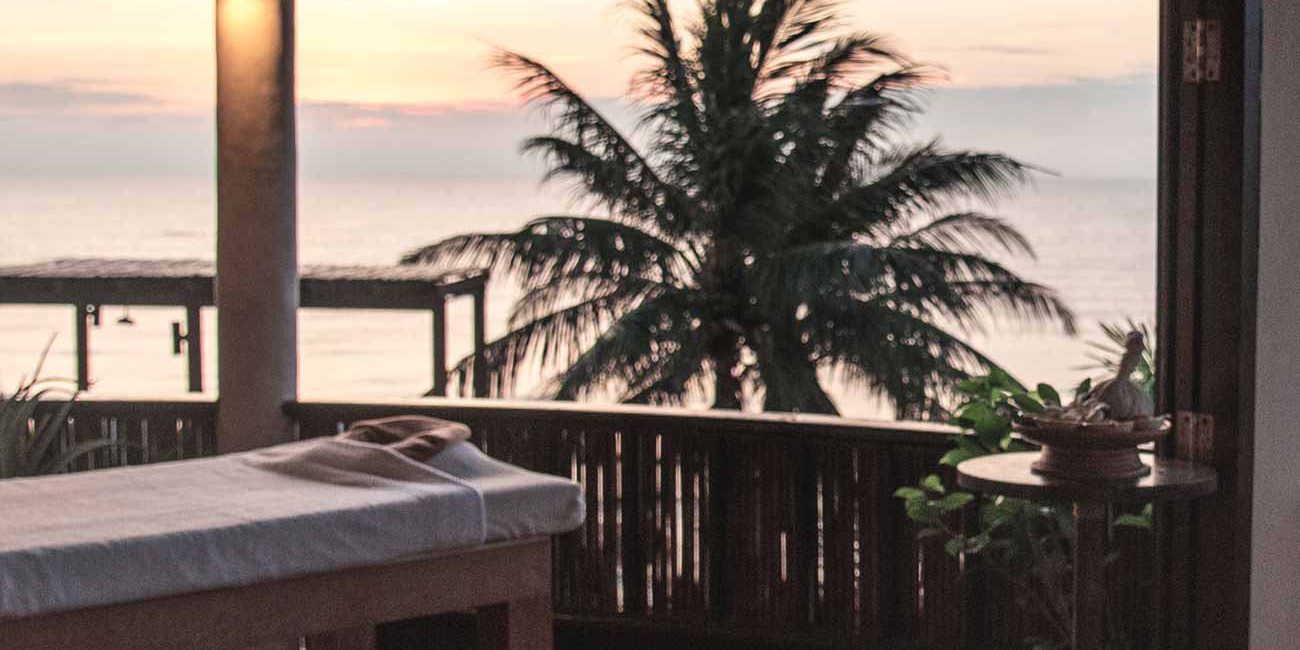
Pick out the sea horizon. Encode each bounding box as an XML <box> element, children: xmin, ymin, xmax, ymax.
<box><xmin>0</xmin><ymin>172</ymin><xmax>1155</xmax><ymax>419</ymax></box>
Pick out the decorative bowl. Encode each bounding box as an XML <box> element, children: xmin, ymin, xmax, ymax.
<box><xmin>1016</xmin><ymin>416</ymin><xmax>1171</xmax><ymax>480</ymax></box>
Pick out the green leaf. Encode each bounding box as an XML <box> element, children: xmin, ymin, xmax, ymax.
<box><xmin>1113</xmin><ymin>504</ymin><xmax>1153</xmax><ymax>530</ymax></box>
<box><xmin>957</xmin><ymin>434</ymin><xmax>993</xmax><ymax>457</ymax></box>
<box><xmin>905</xmin><ymin>499</ymin><xmax>943</xmax><ymax>523</ymax></box>
<box><xmin>1112</xmin><ymin>514</ymin><xmax>1151</xmax><ymax>530</ymax></box>
<box><xmin>1036</xmin><ymin>383</ymin><xmax>1061</xmax><ymax>406</ymax></box>
<box><xmin>960</xmin><ymin>401</ymin><xmax>1011</xmax><ymax>445</ymax></box>
<box><xmin>988</xmin><ymin>368</ymin><xmax>1017</xmax><ymax>390</ymax></box>
<box><xmin>938</xmin><ymin>492</ymin><xmax>975</xmax><ymax>511</ymax></box>
<box><xmin>921</xmin><ymin>474</ymin><xmax>946</xmax><ymax>494</ymax></box>
<box><xmin>966</xmin><ymin>532</ymin><xmax>992</xmax><ymax>553</ymax></box>
<box><xmin>1005</xmin><ymin>438</ymin><xmax>1036</xmax><ymax>453</ymax></box>
<box><xmin>943</xmin><ymin>537</ymin><xmax>965</xmax><ymax>557</ymax></box>
<box><xmin>939</xmin><ymin>446</ymin><xmax>978</xmax><ymax>467</ymax></box>
<box><xmin>1010</xmin><ymin>392</ymin><xmax>1045</xmax><ymax>414</ymax></box>
<box><xmin>894</xmin><ymin>487</ymin><xmax>925</xmax><ymax>501</ymax></box>
<box><xmin>1074</xmin><ymin>377</ymin><xmax>1092</xmax><ymax>401</ymax></box>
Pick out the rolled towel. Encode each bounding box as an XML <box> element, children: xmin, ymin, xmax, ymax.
<box><xmin>337</xmin><ymin>415</ymin><xmax>471</xmax><ymax>462</ymax></box>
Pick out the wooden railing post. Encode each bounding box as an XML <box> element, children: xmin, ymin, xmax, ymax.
<box><xmin>621</xmin><ymin>429</ymin><xmax>647</xmax><ymax>616</ymax></box>
<box><xmin>793</xmin><ymin>444</ymin><xmax>819</xmax><ymax>628</ymax></box>
<box><xmin>708</xmin><ymin>437</ymin><xmax>735</xmax><ymax>622</ymax></box>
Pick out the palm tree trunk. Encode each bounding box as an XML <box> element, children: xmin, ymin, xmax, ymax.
<box><xmin>708</xmin><ymin>325</ymin><xmax>743</xmax><ymax>409</ymax></box>
<box><xmin>711</xmin><ymin>349</ymin><xmax>743</xmax><ymax>410</ymax></box>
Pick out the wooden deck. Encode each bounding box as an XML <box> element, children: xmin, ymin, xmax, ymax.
<box><xmin>0</xmin><ymin>258</ymin><xmax>488</xmax><ymax>396</ymax></box>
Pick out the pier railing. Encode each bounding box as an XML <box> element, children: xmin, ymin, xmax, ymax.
<box><xmin>31</xmin><ymin>396</ymin><xmax>1156</xmax><ymax>649</ymax></box>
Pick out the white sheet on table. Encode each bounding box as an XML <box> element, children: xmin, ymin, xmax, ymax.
<box><xmin>0</xmin><ymin>438</ymin><xmax>485</xmax><ymax>619</ymax></box>
<box><xmin>424</xmin><ymin>442</ymin><xmax>585</xmax><ymax>541</ymax></box>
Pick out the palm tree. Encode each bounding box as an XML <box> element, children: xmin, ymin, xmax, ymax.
<box><xmin>405</xmin><ymin>0</ymin><xmax>1075</xmax><ymax>419</ymax></box>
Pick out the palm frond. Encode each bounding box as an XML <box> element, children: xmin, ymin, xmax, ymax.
<box><xmin>890</xmin><ymin>212</ymin><xmax>1035</xmax><ymax>258</ymax></box>
<box><xmin>447</xmin><ymin>282</ymin><xmax>660</xmax><ymax>397</ymax></box>
<box><xmin>550</xmin><ymin>293</ymin><xmax>701</xmax><ymax>401</ymax></box>
<box><xmin>629</xmin><ymin>0</ymin><xmax>705</xmax><ymax>144</ymax></box>
<box><xmin>404</xmin><ymin>215</ymin><xmax>693</xmax><ymax>286</ymax></box>
<box><xmin>495</xmin><ymin>50</ymin><xmax>696</xmax><ymax>235</ymax></box>
<box><xmin>837</xmin><ymin>142</ymin><xmax>1035</xmax><ymax>222</ymax></box>
<box><xmin>805</xmin><ymin>299</ymin><xmax>1008</xmax><ymax>419</ymax></box>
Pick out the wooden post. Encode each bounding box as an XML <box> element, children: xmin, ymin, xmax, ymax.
<box><xmin>74</xmin><ymin>304</ymin><xmax>91</xmax><ymax>391</ymax></box>
<box><xmin>1072</xmin><ymin>502</ymin><xmax>1108</xmax><ymax>650</ymax></box>
<box><xmin>304</xmin><ymin>626</ymin><xmax>375</xmax><ymax>650</ymax></box>
<box><xmin>472</xmin><ymin>287</ymin><xmax>488</xmax><ymax>398</ymax></box>
<box><xmin>431</xmin><ymin>297</ymin><xmax>448</xmax><ymax>397</ymax></box>
<box><xmin>186</xmin><ymin>304</ymin><xmax>203</xmax><ymax>393</ymax></box>
<box><xmin>215</xmin><ymin>0</ymin><xmax>298</xmax><ymax>452</ymax></box>
<box><xmin>475</xmin><ymin>596</ymin><xmax>553</xmax><ymax>650</ymax></box>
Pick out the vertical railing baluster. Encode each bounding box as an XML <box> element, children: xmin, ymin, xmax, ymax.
<box><xmin>621</xmin><ymin>427</ymin><xmax>647</xmax><ymax>616</ymax></box>
<box><xmin>794</xmin><ymin>443</ymin><xmax>820</xmax><ymax>629</ymax></box>
<box><xmin>709</xmin><ymin>436</ymin><xmax>734</xmax><ymax>623</ymax></box>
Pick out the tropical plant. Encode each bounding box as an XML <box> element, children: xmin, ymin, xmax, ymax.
<box><xmin>1083</xmin><ymin>318</ymin><xmax>1155</xmax><ymax>398</ymax></box>
<box><xmin>895</xmin><ymin>370</ymin><xmax>1151</xmax><ymax>649</ymax></box>
<box><xmin>0</xmin><ymin>345</ymin><xmax>122</xmax><ymax>478</ymax></box>
<box><xmin>405</xmin><ymin>0</ymin><xmax>1075</xmax><ymax>418</ymax></box>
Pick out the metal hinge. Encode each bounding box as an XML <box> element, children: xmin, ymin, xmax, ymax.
<box><xmin>1183</xmin><ymin>18</ymin><xmax>1222</xmax><ymax>83</ymax></box>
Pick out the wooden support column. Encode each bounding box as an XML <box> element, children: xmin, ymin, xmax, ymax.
<box><xmin>431</xmin><ymin>296</ymin><xmax>448</xmax><ymax>397</ymax></box>
<box><xmin>186</xmin><ymin>304</ymin><xmax>203</xmax><ymax>393</ymax></box>
<box><xmin>74</xmin><ymin>304</ymin><xmax>92</xmax><ymax>391</ymax></box>
<box><xmin>472</xmin><ymin>287</ymin><xmax>488</xmax><ymax>398</ymax></box>
<box><xmin>475</xmin><ymin>596</ymin><xmax>553</xmax><ymax>650</ymax></box>
<box><xmin>1071</xmin><ymin>502</ymin><xmax>1108</xmax><ymax>650</ymax></box>
<box><xmin>215</xmin><ymin>0</ymin><xmax>298</xmax><ymax>451</ymax></box>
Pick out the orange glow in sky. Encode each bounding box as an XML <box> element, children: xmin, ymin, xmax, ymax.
<box><xmin>1</xmin><ymin>1</ymin><xmax>1156</xmax><ymax>111</ymax></box>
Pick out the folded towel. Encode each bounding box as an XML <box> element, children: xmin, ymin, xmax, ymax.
<box><xmin>336</xmin><ymin>415</ymin><xmax>471</xmax><ymax>462</ymax></box>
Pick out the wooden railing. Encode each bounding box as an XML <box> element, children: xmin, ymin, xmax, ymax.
<box><xmin>30</xmin><ymin>397</ymin><xmax>1157</xmax><ymax>649</ymax></box>
<box><xmin>292</xmin><ymin>399</ymin><xmax>966</xmax><ymax>649</ymax></box>
<box><xmin>32</xmin><ymin>396</ymin><xmax>217</xmax><ymax>471</ymax></box>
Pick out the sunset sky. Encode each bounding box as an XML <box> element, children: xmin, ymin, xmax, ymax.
<box><xmin>3</xmin><ymin>1</ymin><xmax>1156</xmax><ymax>111</ymax></box>
<box><xmin>0</xmin><ymin>2</ymin><xmax>1159</xmax><ymax>180</ymax></box>
<box><xmin>0</xmin><ymin>1</ymin><xmax>1161</xmax><ymax>397</ymax></box>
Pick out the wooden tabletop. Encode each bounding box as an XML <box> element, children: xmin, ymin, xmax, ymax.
<box><xmin>956</xmin><ymin>452</ymin><xmax>1218</xmax><ymax>503</ymax></box>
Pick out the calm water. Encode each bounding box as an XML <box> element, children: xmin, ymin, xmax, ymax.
<box><xmin>0</xmin><ymin>173</ymin><xmax>1154</xmax><ymax>418</ymax></box>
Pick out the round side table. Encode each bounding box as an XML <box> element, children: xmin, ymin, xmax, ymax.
<box><xmin>956</xmin><ymin>452</ymin><xmax>1216</xmax><ymax>650</ymax></box>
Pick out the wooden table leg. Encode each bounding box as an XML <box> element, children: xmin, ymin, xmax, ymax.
<box><xmin>476</xmin><ymin>596</ymin><xmax>552</xmax><ymax>650</ymax></box>
<box><xmin>305</xmin><ymin>625</ymin><xmax>376</xmax><ymax>650</ymax></box>
<box><xmin>246</xmin><ymin>641</ymin><xmax>303</xmax><ymax>650</ymax></box>
<box><xmin>1072</xmin><ymin>502</ymin><xmax>1108</xmax><ymax>650</ymax></box>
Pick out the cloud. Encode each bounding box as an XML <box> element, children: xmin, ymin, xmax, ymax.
<box><xmin>0</xmin><ymin>81</ymin><xmax>165</xmax><ymax>115</ymax></box>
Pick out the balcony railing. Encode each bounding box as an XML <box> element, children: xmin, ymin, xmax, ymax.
<box><xmin>31</xmin><ymin>397</ymin><xmax>1157</xmax><ymax>649</ymax></box>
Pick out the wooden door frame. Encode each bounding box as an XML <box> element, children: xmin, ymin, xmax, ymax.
<box><xmin>1155</xmin><ymin>1</ymin><xmax>1262</xmax><ymax>648</ymax></box>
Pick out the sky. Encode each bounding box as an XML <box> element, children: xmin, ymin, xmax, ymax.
<box><xmin>0</xmin><ymin>1</ymin><xmax>1158</xmax><ymax>178</ymax></box>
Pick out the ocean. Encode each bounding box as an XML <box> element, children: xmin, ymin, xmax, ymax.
<box><xmin>0</xmin><ymin>173</ymin><xmax>1155</xmax><ymax>418</ymax></box>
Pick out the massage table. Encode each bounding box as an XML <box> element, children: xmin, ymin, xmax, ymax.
<box><xmin>0</xmin><ymin>430</ymin><xmax>585</xmax><ymax>650</ymax></box>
